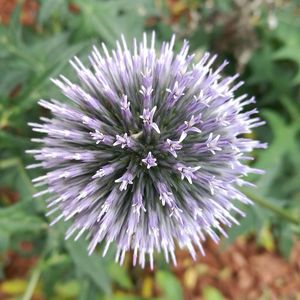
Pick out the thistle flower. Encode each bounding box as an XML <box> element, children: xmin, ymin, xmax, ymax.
<box><xmin>27</xmin><ymin>32</ymin><xmax>266</xmax><ymax>269</ymax></box>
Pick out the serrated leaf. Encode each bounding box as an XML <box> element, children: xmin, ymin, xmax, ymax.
<box><xmin>252</xmin><ymin>110</ymin><xmax>299</xmax><ymax>193</ymax></box>
<box><xmin>8</xmin><ymin>38</ymin><xmax>88</xmax><ymax>116</ymax></box>
<box><xmin>0</xmin><ymin>130</ymin><xmax>31</xmax><ymax>149</ymax></box>
<box><xmin>38</xmin><ymin>0</ymin><xmax>67</xmax><ymax>24</ymax></box>
<box><xmin>156</xmin><ymin>270</ymin><xmax>183</xmax><ymax>300</ymax></box>
<box><xmin>65</xmin><ymin>238</ymin><xmax>112</xmax><ymax>294</ymax></box>
<box><xmin>108</xmin><ymin>263</ymin><xmax>133</xmax><ymax>289</ymax></box>
<box><xmin>0</xmin><ymin>159</ymin><xmax>37</xmax><ymax>204</ymax></box>
<box><xmin>0</xmin><ymin>202</ymin><xmax>46</xmax><ymax>234</ymax></box>
<box><xmin>74</xmin><ymin>0</ymin><xmax>152</xmax><ymax>46</ymax></box>
<box><xmin>225</xmin><ymin>205</ymin><xmax>257</xmax><ymax>246</ymax></box>
<box><xmin>247</xmin><ymin>45</ymin><xmax>294</xmax><ymax>103</ymax></box>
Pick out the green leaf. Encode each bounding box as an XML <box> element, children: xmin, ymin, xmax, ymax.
<box><xmin>65</xmin><ymin>238</ymin><xmax>112</xmax><ymax>294</ymax></box>
<box><xmin>247</xmin><ymin>45</ymin><xmax>293</xmax><ymax>104</ymax></box>
<box><xmin>224</xmin><ymin>205</ymin><xmax>256</xmax><ymax>246</ymax></box>
<box><xmin>0</xmin><ymin>229</ymin><xmax>10</xmax><ymax>252</ymax></box>
<box><xmin>8</xmin><ymin>4</ymin><xmax>22</xmax><ymax>43</ymax></box>
<box><xmin>74</xmin><ymin>0</ymin><xmax>152</xmax><ymax>46</ymax></box>
<box><xmin>0</xmin><ymin>158</ymin><xmax>37</xmax><ymax>204</ymax></box>
<box><xmin>0</xmin><ymin>202</ymin><xmax>46</xmax><ymax>234</ymax></box>
<box><xmin>252</xmin><ymin>110</ymin><xmax>299</xmax><ymax>193</ymax></box>
<box><xmin>272</xmin><ymin>13</ymin><xmax>300</xmax><ymax>84</ymax></box>
<box><xmin>78</xmin><ymin>279</ymin><xmax>108</xmax><ymax>300</ymax></box>
<box><xmin>202</xmin><ymin>286</ymin><xmax>224</xmax><ymax>300</ymax></box>
<box><xmin>38</xmin><ymin>0</ymin><xmax>67</xmax><ymax>24</ymax></box>
<box><xmin>9</xmin><ymin>38</ymin><xmax>88</xmax><ymax>117</ymax></box>
<box><xmin>108</xmin><ymin>262</ymin><xmax>133</xmax><ymax>289</ymax></box>
<box><xmin>105</xmin><ymin>296</ymin><xmax>142</xmax><ymax>300</ymax></box>
<box><xmin>277</xmin><ymin>225</ymin><xmax>293</xmax><ymax>258</ymax></box>
<box><xmin>257</xmin><ymin>224</ymin><xmax>275</xmax><ymax>251</ymax></box>
<box><xmin>156</xmin><ymin>270</ymin><xmax>183</xmax><ymax>300</ymax></box>
<box><xmin>54</xmin><ymin>280</ymin><xmax>80</xmax><ymax>298</ymax></box>
<box><xmin>0</xmin><ymin>130</ymin><xmax>31</xmax><ymax>149</ymax></box>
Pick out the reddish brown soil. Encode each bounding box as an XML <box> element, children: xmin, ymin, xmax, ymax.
<box><xmin>0</xmin><ymin>0</ymin><xmax>39</xmax><ymax>26</ymax></box>
<box><xmin>173</xmin><ymin>238</ymin><xmax>300</xmax><ymax>300</ymax></box>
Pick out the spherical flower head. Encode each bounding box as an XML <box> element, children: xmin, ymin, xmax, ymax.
<box><xmin>28</xmin><ymin>32</ymin><xmax>266</xmax><ymax>269</ymax></box>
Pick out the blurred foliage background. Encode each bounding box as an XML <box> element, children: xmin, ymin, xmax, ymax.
<box><xmin>0</xmin><ymin>0</ymin><xmax>300</xmax><ymax>299</ymax></box>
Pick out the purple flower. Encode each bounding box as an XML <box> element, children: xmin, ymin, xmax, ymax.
<box><xmin>142</xmin><ymin>152</ymin><xmax>157</xmax><ymax>169</ymax></box>
<box><xmin>140</xmin><ymin>106</ymin><xmax>160</xmax><ymax>134</ymax></box>
<box><xmin>27</xmin><ymin>32</ymin><xmax>266</xmax><ymax>269</ymax></box>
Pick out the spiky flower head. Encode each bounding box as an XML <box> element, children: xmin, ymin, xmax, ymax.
<box><xmin>28</xmin><ymin>33</ymin><xmax>266</xmax><ymax>268</ymax></box>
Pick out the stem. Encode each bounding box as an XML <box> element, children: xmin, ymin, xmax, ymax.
<box><xmin>242</xmin><ymin>189</ymin><xmax>300</xmax><ymax>225</ymax></box>
<box><xmin>21</xmin><ymin>267</ymin><xmax>41</xmax><ymax>300</ymax></box>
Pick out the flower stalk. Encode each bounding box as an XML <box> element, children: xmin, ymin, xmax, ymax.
<box><xmin>242</xmin><ymin>188</ymin><xmax>300</xmax><ymax>225</ymax></box>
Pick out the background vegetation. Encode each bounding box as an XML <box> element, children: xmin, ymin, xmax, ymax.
<box><xmin>0</xmin><ymin>0</ymin><xmax>300</xmax><ymax>299</ymax></box>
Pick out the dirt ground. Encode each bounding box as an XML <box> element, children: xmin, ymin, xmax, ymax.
<box><xmin>1</xmin><ymin>237</ymin><xmax>300</xmax><ymax>300</ymax></box>
<box><xmin>173</xmin><ymin>238</ymin><xmax>300</xmax><ymax>300</ymax></box>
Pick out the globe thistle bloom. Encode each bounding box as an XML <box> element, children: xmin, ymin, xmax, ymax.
<box><xmin>28</xmin><ymin>33</ymin><xmax>266</xmax><ymax>268</ymax></box>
